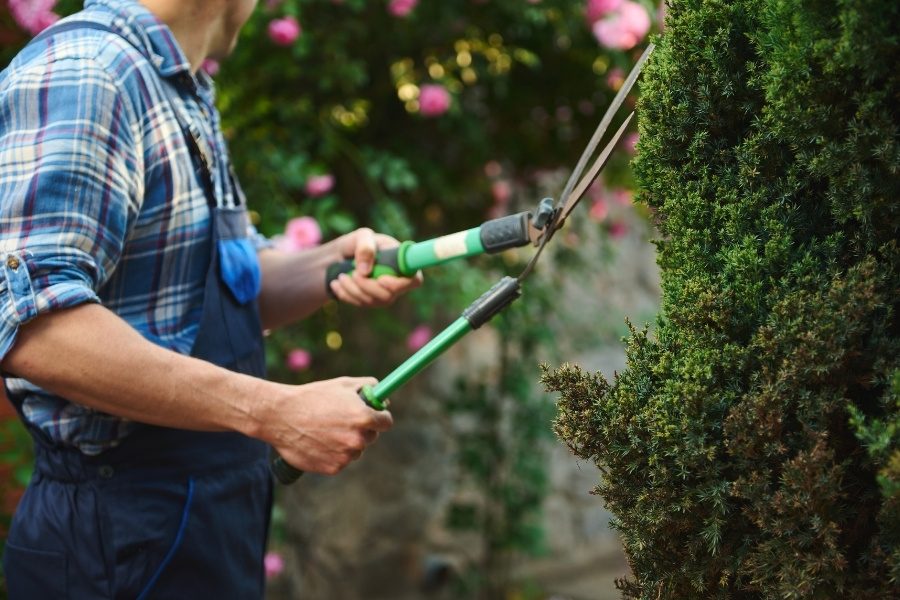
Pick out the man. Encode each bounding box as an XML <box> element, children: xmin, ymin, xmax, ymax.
<box><xmin>0</xmin><ymin>0</ymin><xmax>421</xmax><ymax>596</ymax></box>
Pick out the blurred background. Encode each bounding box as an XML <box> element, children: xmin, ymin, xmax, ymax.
<box><xmin>1</xmin><ymin>1</ymin><xmax>663</xmax><ymax>598</ymax></box>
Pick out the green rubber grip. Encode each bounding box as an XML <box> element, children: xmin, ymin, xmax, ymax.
<box><xmin>270</xmin><ymin>388</ymin><xmax>387</xmax><ymax>485</ymax></box>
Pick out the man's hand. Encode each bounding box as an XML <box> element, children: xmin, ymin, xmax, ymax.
<box><xmin>329</xmin><ymin>227</ymin><xmax>423</xmax><ymax>307</ymax></box>
<box><xmin>2</xmin><ymin>304</ymin><xmax>394</xmax><ymax>477</ymax></box>
<box><xmin>260</xmin><ymin>376</ymin><xmax>394</xmax><ymax>475</ymax></box>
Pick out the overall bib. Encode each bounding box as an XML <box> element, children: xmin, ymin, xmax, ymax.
<box><xmin>3</xmin><ymin>21</ymin><xmax>273</xmax><ymax>600</ymax></box>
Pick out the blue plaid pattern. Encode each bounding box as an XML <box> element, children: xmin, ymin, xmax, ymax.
<box><xmin>0</xmin><ymin>0</ymin><xmax>266</xmax><ymax>454</ymax></box>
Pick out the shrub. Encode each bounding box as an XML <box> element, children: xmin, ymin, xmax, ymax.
<box><xmin>544</xmin><ymin>0</ymin><xmax>899</xmax><ymax>597</ymax></box>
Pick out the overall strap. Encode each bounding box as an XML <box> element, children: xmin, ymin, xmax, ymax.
<box><xmin>27</xmin><ymin>20</ymin><xmax>218</xmax><ymax>208</ymax></box>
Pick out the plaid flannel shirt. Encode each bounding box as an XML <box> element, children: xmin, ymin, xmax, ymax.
<box><xmin>0</xmin><ymin>0</ymin><xmax>266</xmax><ymax>454</ymax></box>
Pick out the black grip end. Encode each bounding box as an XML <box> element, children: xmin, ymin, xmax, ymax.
<box><xmin>325</xmin><ymin>247</ymin><xmax>405</xmax><ymax>297</ymax></box>
<box><xmin>462</xmin><ymin>276</ymin><xmax>521</xmax><ymax>329</ymax></box>
<box><xmin>480</xmin><ymin>212</ymin><xmax>532</xmax><ymax>253</ymax></box>
<box><xmin>325</xmin><ymin>259</ymin><xmax>355</xmax><ymax>297</ymax></box>
<box><xmin>270</xmin><ymin>451</ymin><xmax>304</xmax><ymax>485</ymax></box>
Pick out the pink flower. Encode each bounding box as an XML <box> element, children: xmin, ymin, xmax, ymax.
<box><xmin>264</xmin><ymin>551</ymin><xmax>285</xmax><ymax>579</ymax></box>
<box><xmin>406</xmin><ymin>325</ymin><xmax>432</xmax><ymax>351</ymax></box>
<box><xmin>586</xmin><ymin>0</ymin><xmax>623</xmax><ymax>23</ymax></box>
<box><xmin>491</xmin><ymin>180</ymin><xmax>512</xmax><ymax>206</ymax></box>
<box><xmin>9</xmin><ymin>0</ymin><xmax>59</xmax><ymax>35</ymax></box>
<box><xmin>418</xmin><ymin>84</ymin><xmax>451</xmax><ymax>117</ymax></box>
<box><xmin>608</xmin><ymin>220</ymin><xmax>629</xmax><ymax>239</ymax></box>
<box><xmin>388</xmin><ymin>0</ymin><xmax>418</xmax><ymax>17</ymax></box>
<box><xmin>268</xmin><ymin>16</ymin><xmax>301</xmax><ymax>46</ymax></box>
<box><xmin>589</xmin><ymin>198</ymin><xmax>609</xmax><ymax>222</ymax></box>
<box><xmin>201</xmin><ymin>59</ymin><xmax>220</xmax><ymax>76</ymax></box>
<box><xmin>622</xmin><ymin>131</ymin><xmax>639</xmax><ymax>155</ymax></box>
<box><xmin>592</xmin><ymin>1</ymin><xmax>651</xmax><ymax>50</ymax></box>
<box><xmin>305</xmin><ymin>174</ymin><xmax>335</xmax><ymax>197</ymax></box>
<box><xmin>276</xmin><ymin>216</ymin><xmax>322</xmax><ymax>252</ymax></box>
<box><xmin>285</xmin><ymin>349</ymin><xmax>311</xmax><ymax>371</ymax></box>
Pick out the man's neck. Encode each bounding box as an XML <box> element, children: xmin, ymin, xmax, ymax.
<box><xmin>139</xmin><ymin>0</ymin><xmax>221</xmax><ymax>73</ymax></box>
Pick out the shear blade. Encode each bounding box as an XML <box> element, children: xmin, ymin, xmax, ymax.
<box><xmin>554</xmin><ymin>111</ymin><xmax>634</xmax><ymax>231</ymax></box>
<box><xmin>529</xmin><ymin>43</ymin><xmax>654</xmax><ymax>245</ymax></box>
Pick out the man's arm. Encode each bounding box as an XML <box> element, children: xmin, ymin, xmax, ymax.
<box><xmin>0</xmin><ymin>53</ymin><xmax>391</xmax><ymax>474</ymax></box>
<box><xmin>0</xmin><ymin>303</ymin><xmax>392</xmax><ymax>474</ymax></box>
<box><xmin>257</xmin><ymin>227</ymin><xmax>423</xmax><ymax>330</ymax></box>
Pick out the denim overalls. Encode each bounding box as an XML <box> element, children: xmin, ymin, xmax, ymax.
<box><xmin>3</xmin><ymin>21</ymin><xmax>273</xmax><ymax>599</ymax></box>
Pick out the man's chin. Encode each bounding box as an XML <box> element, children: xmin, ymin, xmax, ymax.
<box><xmin>208</xmin><ymin>37</ymin><xmax>239</xmax><ymax>62</ymax></box>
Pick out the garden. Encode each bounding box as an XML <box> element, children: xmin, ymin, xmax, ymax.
<box><xmin>1</xmin><ymin>0</ymin><xmax>897</xmax><ymax>599</ymax></box>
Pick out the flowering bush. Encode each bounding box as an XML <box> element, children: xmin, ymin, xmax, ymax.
<box><xmin>198</xmin><ymin>0</ymin><xmax>660</xmax><ymax>392</ymax></box>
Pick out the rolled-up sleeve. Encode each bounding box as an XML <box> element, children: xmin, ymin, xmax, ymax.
<box><xmin>0</xmin><ymin>56</ymin><xmax>140</xmax><ymax>360</ymax></box>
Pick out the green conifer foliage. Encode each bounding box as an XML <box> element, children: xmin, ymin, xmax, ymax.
<box><xmin>544</xmin><ymin>1</ymin><xmax>899</xmax><ymax>597</ymax></box>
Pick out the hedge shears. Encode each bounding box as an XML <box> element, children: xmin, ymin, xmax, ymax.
<box><xmin>272</xmin><ymin>44</ymin><xmax>655</xmax><ymax>484</ymax></box>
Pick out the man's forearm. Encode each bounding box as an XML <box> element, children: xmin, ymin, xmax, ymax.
<box><xmin>0</xmin><ymin>303</ymin><xmax>272</xmax><ymax>439</ymax></box>
<box><xmin>257</xmin><ymin>229</ymin><xmax>422</xmax><ymax>331</ymax></box>
<box><xmin>256</xmin><ymin>241</ymin><xmax>342</xmax><ymax>330</ymax></box>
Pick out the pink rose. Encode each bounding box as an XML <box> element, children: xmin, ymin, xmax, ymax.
<box><xmin>305</xmin><ymin>174</ymin><xmax>335</xmax><ymax>197</ymax></box>
<box><xmin>264</xmin><ymin>551</ymin><xmax>285</xmax><ymax>578</ymax></box>
<box><xmin>9</xmin><ymin>0</ymin><xmax>59</xmax><ymax>35</ymax></box>
<box><xmin>406</xmin><ymin>325</ymin><xmax>432</xmax><ymax>352</ymax></box>
<box><xmin>418</xmin><ymin>84</ymin><xmax>451</xmax><ymax>117</ymax></box>
<box><xmin>491</xmin><ymin>180</ymin><xmax>512</xmax><ymax>206</ymax></box>
<box><xmin>268</xmin><ymin>16</ymin><xmax>301</xmax><ymax>46</ymax></box>
<box><xmin>201</xmin><ymin>59</ymin><xmax>220</xmax><ymax>76</ymax></box>
<box><xmin>276</xmin><ymin>216</ymin><xmax>322</xmax><ymax>252</ymax></box>
<box><xmin>388</xmin><ymin>0</ymin><xmax>418</xmax><ymax>17</ymax></box>
<box><xmin>592</xmin><ymin>1</ymin><xmax>651</xmax><ymax>50</ymax></box>
<box><xmin>285</xmin><ymin>349</ymin><xmax>311</xmax><ymax>371</ymax></box>
<box><xmin>586</xmin><ymin>0</ymin><xmax>623</xmax><ymax>23</ymax></box>
<box><xmin>608</xmin><ymin>220</ymin><xmax>629</xmax><ymax>239</ymax></box>
<box><xmin>589</xmin><ymin>198</ymin><xmax>609</xmax><ymax>222</ymax></box>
